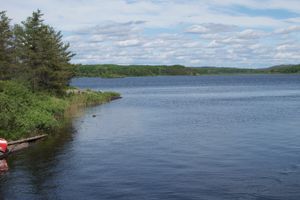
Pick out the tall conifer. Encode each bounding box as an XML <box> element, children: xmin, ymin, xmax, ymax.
<box><xmin>0</xmin><ymin>11</ymin><xmax>14</xmax><ymax>80</ymax></box>
<box><xmin>14</xmin><ymin>10</ymin><xmax>74</xmax><ymax>94</ymax></box>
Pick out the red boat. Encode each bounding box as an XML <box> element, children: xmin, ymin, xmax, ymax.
<box><xmin>0</xmin><ymin>138</ymin><xmax>9</xmax><ymax>160</ymax></box>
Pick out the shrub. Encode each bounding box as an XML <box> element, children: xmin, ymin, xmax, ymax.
<box><xmin>0</xmin><ymin>81</ymin><xmax>67</xmax><ymax>139</ymax></box>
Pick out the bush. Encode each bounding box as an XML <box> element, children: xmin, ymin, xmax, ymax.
<box><xmin>0</xmin><ymin>81</ymin><xmax>67</xmax><ymax>139</ymax></box>
<box><xmin>0</xmin><ymin>81</ymin><xmax>120</xmax><ymax>140</ymax></box>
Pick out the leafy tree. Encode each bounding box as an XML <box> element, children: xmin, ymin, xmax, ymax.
<box><xmin>0</xmin><ymin>11</ymin><xmax>14</xmax><ymax>80</ymax></box>
<box><xmin>14</xmin><ymin>10</ymin><xmax>74</xmax><ymax>94</ymax></box>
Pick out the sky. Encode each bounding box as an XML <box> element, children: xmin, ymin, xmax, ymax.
<box><xmin>2</xmin><ymin>0</ymin><xmax>300</xmax><ymax>68</ymax></box>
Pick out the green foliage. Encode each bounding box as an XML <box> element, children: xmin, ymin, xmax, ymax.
<box><xmin>0</xmin><ymin>10</ymin><xmax>122</xmax><ymax>140</ymax></box>
<box><xmin>0</xmin><ymin>81</ymin><xmax>68</xmax><ymax>139</ymax></box>
<box><xmin>0</xmin><ymin>11</ymin><xmax>15</xmax><ymax>80</ymax></box>
<box><xmin>0</xmin><ymin>81</ymin><xmax>120</xmax><ymax>140</ymax></box>
<box><xmin>74</xmin><ymin>64</ymin><xmax>258</xmax><ymax>77</ymax></box>
<box><xmin>0</xmin><ymin>9</ymin><xmax>75</xmax><ymax>93</ymax></box>
<box><xmin>67</xmin><ymin>90</ymin><xmax>120</xmax><ymax>106</ymax></box>
<box><xmin>266</xmin><ymin>64</ymin><xmax>300</xmax><ymax>73</ymax></box>
<box><xmin>74</xmin><ymin>64</ymin><xmax>300</xmax><ymax>78</ymax></box>
<box><xmin>3</xmin><ymin>9</ymin><xmax>75</xmax><ymax>94</ymax></box>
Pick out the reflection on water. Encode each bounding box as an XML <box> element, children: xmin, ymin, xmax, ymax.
<box><xmin>0</xmin><ymin>125</ymin><xmax>75</xmax><ymax>199</ymax></box>
<box><xmin>1</xmin><ymin>75</ymin><xmax>300</xmax><ymax>200</ymax></box>
<box><xmin>0</xmin><ymin>160</ymin><xmax>8</xmax><ymax>174</ymax></box>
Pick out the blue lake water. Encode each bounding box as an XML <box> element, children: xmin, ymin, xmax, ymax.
<box><xmin>1</xmin><ymin>75</ymin><xmax>300</xmax><ymax>200</ymax></box>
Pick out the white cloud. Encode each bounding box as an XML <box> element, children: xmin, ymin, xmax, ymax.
<box><xmin>64</xmin><ymin>35</ymin><xmax>82</xmax><ymax>43</ymax></box>
<box><xmin>117</xmin><ymin>39</ymin><xmax>141</xmax><ymax>47</ymax></box>
<box><xmin>89</xmin><ymin>35</ymin><xmax>105</xmax><ymax>43</ymax></box>
<box><xmin>207</xmin><ymin>40</ymin><xmax>222</xmax><ymax>48</ymax></box>
<box><xmin>186</xmin><ymin>23</ymin><xmax>238</xmax><ymax>34</ymax></box>
<box><xmin>275</xmin><ymin>25</ymin><xmax>300</xmax><ymax>34</ymax></box>
<box><xmin>237</xmin><ymin>29</ymin><xmax>269</xmax><ymax>39</ymax></box>
<box><xmin>2</xmin><ymin>0</ymin><xmax>300</xmax><ymax>67</ymax></box>
<box><xmin>275</xmin><ymin>52</ymin><xmax>300</xmax><ymax>59</ymax></box>
<box><xmin>186</xmin><ymin>25</ymin><xmax>210</xmax><ymax>34</ymax></box>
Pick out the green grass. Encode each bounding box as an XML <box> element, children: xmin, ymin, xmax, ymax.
<box><xmin>0</xmin><ymin>81</ymin><xmax>120</xmax><ymax>140</ymax></box>
<box><xmin>67</xmin><ymin>90</ymin><xmax>120</xmax><ymax>107</ymax></box>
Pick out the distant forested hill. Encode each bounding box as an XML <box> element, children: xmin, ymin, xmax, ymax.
<box><xmin>265</xmin><ymin>64</ymin><xmax>300</xmax><ymax>73</ymax></box>
<box><xmin>74</xmin><ymin>64</ymin><xmax>300</xmax><ymax>78</ymax></box>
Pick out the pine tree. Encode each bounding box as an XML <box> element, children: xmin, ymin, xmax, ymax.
<box><xmin>39</xmin><ymin>26</ymin><xmax>75</xmax><ymax>94</ymax></box>
<box><xmin>14</xmin><ymin>10</ymin><xmax>74</xmax><ymax>94</ymax></box>
<box><xmin>0</xmin><ymin>11</ymin><xmax>14</xmax><ymax>80</ymax></box>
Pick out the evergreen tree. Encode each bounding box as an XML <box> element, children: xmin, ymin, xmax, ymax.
<box><xmin>0</xmin><ymin>11</ymin><xmax>14</xmax><ymax>80</ymax></box>
<box><xmin>40</xmin><ymin>26</ymin><xmax>75</xmax><ymax>94</ymax></box>
<box><xmin>14</xmin><ymin>10</ymin><xmax>74</xmax><ymax>94</ymax></box>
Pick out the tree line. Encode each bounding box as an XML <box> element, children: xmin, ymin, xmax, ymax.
<box><xmin>74</xmin><ymin>64</ymin><xmax>259</xmax><ymax>78</ymax></box>
<box><xmin>0</xmin><ymin>10</ymin><xmax>74</xmax><ymax>94</ymax></box>
<box><xmin>75</xmin><ymin>63</ymin><xmax>300</xmax><ymax>78</ymax></box>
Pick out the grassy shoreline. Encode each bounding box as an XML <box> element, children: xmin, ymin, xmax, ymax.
<box><xmin>0</xmin><ymin>81</ymin><xmax>120</xmax><ymax>141</ymax></box>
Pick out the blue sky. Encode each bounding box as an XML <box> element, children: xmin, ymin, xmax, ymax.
<box><xmin>3</xmin><ymin>0</ymin><xmax>300</xmax><ymax>68</ymax></box>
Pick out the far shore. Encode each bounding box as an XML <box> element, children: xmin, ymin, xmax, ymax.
<box><xmin>74</xmin><ymin>64</ymin><xmax>300</xmax><ymax>78</ymax></box>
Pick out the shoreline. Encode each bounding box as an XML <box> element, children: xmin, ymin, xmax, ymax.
<box><xmin>74</xmin><ymin>64</ymin><xmax>300</xmax><ymax>78</ymax></box>
<box><xmin>3</xmin><ymin>89</ymin><xmax>122</xmax><ymax>153</ymax></box>
<box><xmin>0</xmin><ymin>81</ymin><xmax>121</xmax><ymax>142</ymax></box>
<box><xmin>74</xmin><ymin>72</ymin><xmax>300</xmax><ymax>79</ymax></box>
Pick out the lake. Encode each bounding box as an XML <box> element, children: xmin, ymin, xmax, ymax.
<box><xmin>1</xmin><ymin>75</ymin><xmax>300</xmax><ymax>200</ymax></box>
